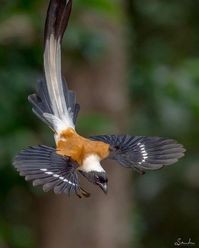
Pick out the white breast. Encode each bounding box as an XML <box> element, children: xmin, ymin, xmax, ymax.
<box><xmin>80</xmin><ymin>154</ymin><xmax>105</xmax><ymax>173</ymax></box>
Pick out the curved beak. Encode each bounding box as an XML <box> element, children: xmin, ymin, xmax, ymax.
<box><xmin>97</xmin><ymin>182</ymin><xmax>108</xmax><ymax>194</ymax></box>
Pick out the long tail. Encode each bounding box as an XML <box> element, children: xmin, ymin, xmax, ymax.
<box><xmin>29</xmin><ymin>0</ymin><xmax>80</xmax><ymax>133</ymax></box>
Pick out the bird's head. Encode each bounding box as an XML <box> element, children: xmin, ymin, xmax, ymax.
<box><xmin>79</xmin><ymin>155</ymin><xmax>108</xmax><ymax>194</ymax></box>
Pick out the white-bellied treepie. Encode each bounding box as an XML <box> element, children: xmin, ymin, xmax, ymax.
<box><xmin>13</xmin><ymin>0</ymin><xmax>185</xmax><ymax>198</ymax></box>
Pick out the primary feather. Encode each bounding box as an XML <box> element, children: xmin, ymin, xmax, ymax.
<box><xmin>13</xmin><ymin>145</ymin><xmax>80</xmax><ymax>195</ymax></box>
<box><xmin>90</xmin><ymin>135</ymin><xmax>185</xmax><ymax>174</ymax></box>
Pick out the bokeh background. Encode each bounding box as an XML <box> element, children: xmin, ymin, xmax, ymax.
<box><xmin>0</xmin><ymin>0</ymin><xmax>199</xmax><ymax>247</ymax></box>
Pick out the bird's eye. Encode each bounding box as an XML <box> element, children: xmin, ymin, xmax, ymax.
<box><xmin>94</xmin><ymin>174</ymin><xmax>108</xmax><ymax>183</ymax></box>
<box><xmin>98</xmin><ymin>176</ymin><xmax>107</xmax><ymax>183</ymax></box>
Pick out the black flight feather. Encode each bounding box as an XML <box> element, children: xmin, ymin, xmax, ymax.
<box><xmin>90</xmin><ymin>135</ymin><xmax>185</xmax><ymax>174</ymax></box>
<box><xmin>13</xmin><ymin>145</ymin><xmax>84</xmax><ymax>196</ymax></box>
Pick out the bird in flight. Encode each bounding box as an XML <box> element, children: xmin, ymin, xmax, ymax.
<box><xmin>13</xmin><ymin>0</ymin><xmax>185</xmax><ymax>198</ymax></box>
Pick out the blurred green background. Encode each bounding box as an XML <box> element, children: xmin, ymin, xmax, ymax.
<box><xmin>0</xmin><ymin>0</ymin><xmax>199</xmax><ymax>247</ymax></box>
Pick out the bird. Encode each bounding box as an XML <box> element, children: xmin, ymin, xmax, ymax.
<box><xmin>13</xmin><ymin>0</ymin><xmax>185</xmax><ymax>198</ymax></box>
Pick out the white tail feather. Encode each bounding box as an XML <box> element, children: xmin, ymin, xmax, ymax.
<box><xmin>44</xmin><ymin>34</ymin><xmax>74</xmax><ymax>133</ymax></box>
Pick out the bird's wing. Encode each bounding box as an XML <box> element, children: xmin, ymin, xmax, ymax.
<box><xmin>90</xmin><ymin>135</ymin><xmax>185</xmax><ymax>174</ymax></box>
<box><xmin>13</xmin><ymin>145</ymin><xmax>89</xmax><ymax>197</ymax></box>
<box><xmin>29</xmin><ymin>0</ymin><xmax>80</xmax><ymax>134</ymax></box>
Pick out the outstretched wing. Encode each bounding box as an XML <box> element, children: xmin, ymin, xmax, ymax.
<box><xmin>13</xmin><ymin>145</ymin><xmax>89</xmax><ymax>197</ymax></box>
<box><xmin>90</xmin><ymin>135</ymin><xmax>185</xmax><ymax>174</ymax></box>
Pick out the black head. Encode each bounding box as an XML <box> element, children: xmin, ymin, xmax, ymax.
<box><xmin>79</xmin><ymin>171</ymin><xmax>108</xmax><ymax>194</ymax></box>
